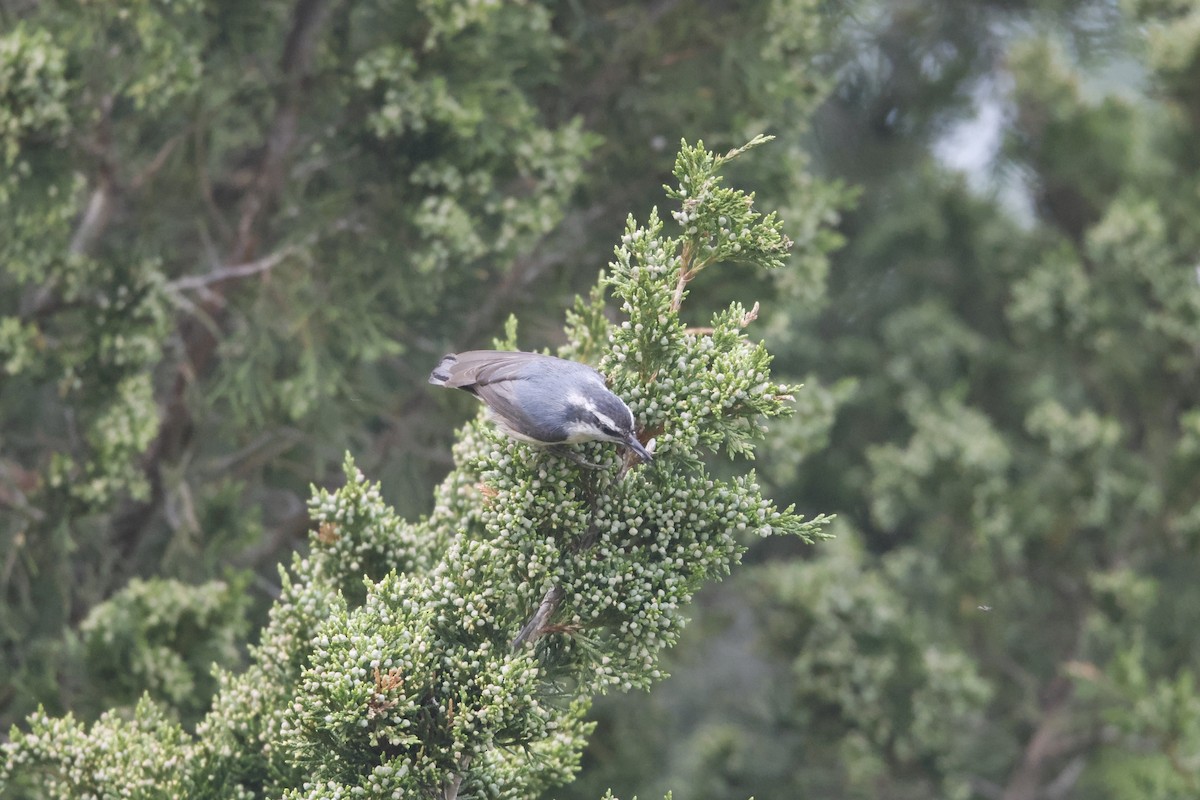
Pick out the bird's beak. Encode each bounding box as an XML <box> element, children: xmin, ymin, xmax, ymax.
<box><xmin>625</xmin><ymin>434</ymin><xmax>653</xmax><ymax>463</ymax></box>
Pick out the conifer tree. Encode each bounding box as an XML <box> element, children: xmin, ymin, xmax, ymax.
<box><xmin>568</xmin><ymin>4</ymin><xmax>1200</xmax><ymax>799</ymax></box>
<box><xmin>0</xmin><ymin>0</ymin><xmax>844</xmax><ymax>738</ymax></box>
<box><xmin>584</xmin><ymin>4</ymin><xmax>1200</xmax><ymax>799</ymax></box>
<box><xmin>2</xmin><ymin>138</ymin><xmax>829</xmax><ymax>799</ymax></box>
<box><xmin>0</xmin><ymin>0</ymin><xmax>596</xmax><ymax>730</ymax></box>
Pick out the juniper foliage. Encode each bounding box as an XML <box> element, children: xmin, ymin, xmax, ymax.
<box><xmin>0</xmin><ymin>0</ymin><xmax>598</xmax><ymax>732</ymax></box>
<box><xmin>2</xmin><ymin>139</ymin><xmax>828</xmax><ymax>799</ymax></box>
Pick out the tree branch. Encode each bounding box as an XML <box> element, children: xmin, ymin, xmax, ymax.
<box><xmin>68</xmin><ymin>94</ymin><xmax>116</xmax><ymax>257</ymax></box>
<box><xmin>511</xmin><ymin>586</ymin><xmax>565</xmax><ymax>649</ymax></box>
<box><xmin>174</xmin><ymin>249</ymin><xmax>295</xmax><ymax>292</ymax></box>
<box><xmin>443</xmin><ymin>754</ymin><xmax>472</xmax><ymax>800</ymax></box>
<box><xmin>69</xmin><ymin>178</ymin><xmax>116</xmax><ymax>257</ymax></box>
<box><xmin>128</xmin><ymin>133</ymin><xmax>183</xmax><ymax>192</ymax></box>
<box><xmin>231</xmin><ymin>0</ymin><xmax>333</xmax><ymax>262</ymax></box>
<box><xmin>1000</xmin><ymin>678</ymin><xmax>1087</xmax><ymax>800</ymax></box>
<box><xmin>167</xmin><ymin>218</ymin><xmax>357</xmax><ymax>304</ymax></box>
<box><xmin>511</xmin><ymin>496</ymin><xmax>613</xmax><ymax>649</ymax></box>
<box><xmin>107</xmin><ymin>0</ymin><xmax>335</xmax><ymax>577</ymax></box>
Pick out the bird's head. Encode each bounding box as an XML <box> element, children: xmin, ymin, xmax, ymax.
<box><xmin>563</xmin><ymin>389</ymin><xmax>653</xmax><ymax>463</ymax></box>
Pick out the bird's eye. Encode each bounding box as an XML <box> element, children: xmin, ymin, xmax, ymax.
<box><xmin>593</xmin><ymin>420</ymin><xmax>620</xmax><ymax>437</ymax></box>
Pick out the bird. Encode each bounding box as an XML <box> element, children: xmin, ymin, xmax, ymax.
<box><xmin>428</xmin><ymin>350</ymin><xmax>652</xmax><ymax>464</ymax></box>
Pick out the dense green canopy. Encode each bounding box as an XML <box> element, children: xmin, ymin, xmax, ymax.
<box><xmin>3</xmin><ymin>1</ymin><xmax>1200</xmax><ymax>798</ymax></box>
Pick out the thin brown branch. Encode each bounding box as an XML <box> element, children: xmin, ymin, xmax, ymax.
<box><xmin>1001</xmin><ymin>678</ymin><xmax>1088</xmax><ymax>800</ymax></box>
<box><xmin>169</xmin><ymin>244</ymin><xmax>302</xmax><ymax>292</ymax></box>
<box><xmin>107</xmin><ymin>0</ymin><xmax>335</xmax><ymax>579</ymax></box>
<box><xmin>69</xmin><ymin>180</ymin><xmax>116</xmax><ymax>257</ymax></box>
<box><xmin>670</xmin><ymin>274</ymin><xmax>688</xmax><ymax>312</ymax></box>
<box><xmin>69</xmin><ymin>94</ymin><xmax>116</xmax><ymax>258</ymax></box>
<box><xmin>38</xmin><ymin>100</ymin><xmax>182</xmax><ymax>318</ymax></box>
<box><xmin>443</xmin><ymin>754</ymin><xmax>472</xmax><ymax>800</ymax></box>
<box><xmin>1044</xmin><ymin>756</ymin><xmax>1086</xmax><ymax>800</ymax></box>
<box><xmin>681</xmin><ymin>303</ymin><xmax>757</xmax><ymax>336</ymax></box>
<box><xmin>23</xmin><ymin>98</ymin><xmax>117</xmax><ymax>317</ymax></box>
<box><xmin>195</xmin><ymin>124</ymin><xmax>234</xmax><ymax>242</ymax></box>
<box><xmin>670</xmin><ymin>240</ymin><xmax>696</xmax><ymax>312</ymax></box>
<box><xmin>511</xmin><ymin>586</ymin><xmax>565</xmax><ymax>649</ymax></box>
<box><xmin>170</xmin><ymin>217</ymin><xmax>358</xmax><ymax>293</ymax></box>
<box><xmin>231</xmin><ymin>0</ymin><xmax>333</xmax><ymax>262</ymax></box>
<box><xmin>128</xmin><ymin>133</ymin><xmax>183</xmax><ymax>192</ymax></box>
<box><xmin>511</xmin><ymin>504</ymin><xmax>619</xmax><ymax>648</ymax></box>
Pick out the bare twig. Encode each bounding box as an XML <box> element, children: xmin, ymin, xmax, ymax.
<box><xmin>69</xmin><ymin>94</ymin><xmax>116</xmax><ymax>257</ymax></box>
<box><xmin>128</xmin><ymin>133</ymin><xmax>183</xmax><ymax>191</ymax></box>
<box><xmin>444</xmin><ymin>754</ymin><xmax>472</xmax><ymax>800</ymax></box>
<box><xmin>670</xmin><ymin>240</ymin><xmax>696</xmax><ymax>312</ymax></box>
<box><xmin>170</xmin><ymin>217</ymin><xmax>357</xmax><ymax>294</ymax></box>
<box><xmin>511</xmin><ymin>586</ymin><xmax>565</xmax><ymax>649</ymax></box>
<box><xmin>740</xmin><ymin>300</ymin><xmax>759</xmax><ymax>326</ymax></box>
<box><xmin>196</xmin><ymin>124</ymin><xmax>233</xmax><ymax>242</ymax></box>
<box><xmin>1044</xmin><ymin>756</ymin><xmax>1086</xmax><ymax>800</ymax></box>
<box><xmin>32</xmin><ymin>100</ymin><xmax>182</xmax><ymax>320</ymax></box>
<box><xmin>231</xmin><ymin>0</ymin><xmax>333</xmax><ymax>262</ymax></box>
<box><xmin>169</xmin><ymin>244</ymin><xmax>304</xmax><ymax>292</ymax></box>
<box><xmin>69</xmin><ymin>180</ymin><xmax>116</xmax><ymax>257</ymax></box>
<box><xmin>1000</xmin><ymin>678</ymin><xmax>1088</xmax><ymax>800</ymax></box>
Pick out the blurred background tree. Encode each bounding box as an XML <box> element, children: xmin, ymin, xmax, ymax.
<box><xmin>4</xmin><ymin>0</ymin><xmax>1200</xmax><ymax>798</ymax></box>
<box><xmin>564</xmin><ymin>2</ymin><xmax>1200</xmax><ymax>800</ymax></box>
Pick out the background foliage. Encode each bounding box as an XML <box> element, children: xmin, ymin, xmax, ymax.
<box><xmin>4</xmin><ymin>0</ymin><xmax>1200</xmax><ymax>798</ymax></box>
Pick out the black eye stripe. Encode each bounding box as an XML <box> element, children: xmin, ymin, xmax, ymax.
<box><xmin>590</xmin><ymin>417</ymin><xmax>619</xmax><ymax>437</ymax></box>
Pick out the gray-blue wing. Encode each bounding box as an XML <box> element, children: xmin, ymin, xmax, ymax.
<box><xmin>429</xmin><ymin>350</ymin><xmax>594</xmax><ymax>389</ymax></box>
<box><xmin>428</xmin><ymin>350</ymin><xmax>603</xmax><ymax>443</ymax></box>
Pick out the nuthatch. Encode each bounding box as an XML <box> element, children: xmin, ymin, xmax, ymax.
<box><xmin>429</xmin><ymin>350</ymin><xmax>652</xmax><ymax>464</ymax></box>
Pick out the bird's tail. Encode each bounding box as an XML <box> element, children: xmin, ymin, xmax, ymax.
<box><xmin>428</xmin><ymin>353</ymin><xmax>458</xmax><ymax>385</ymax></box>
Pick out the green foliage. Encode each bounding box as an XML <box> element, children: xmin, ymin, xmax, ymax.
<box><xmin>566</xmin><ymin>4</ymin><xmax>1200</xmax><ymax>799</ymax></box>
<box><xmin>0</xmin><ymin>0</ymin><xmax>601</xmax><ymax>734</ymax></box>
<box><xmin>1</xmin><ymin>0</ymin><xmax>851</xmax><ymax>745</ymax></box>
<box><xmin>78</xmin><ymin>577</ymin><xmax>251</xmax><ymax>724</ymax></box>
<box><xmin>3</xmin><ymin>700</ymin><xmax>194</xmax><ymax>800</ymax></box>
<box><xmin>757</xmin><ymin>4</ymin><xmax>1200</xmax><ymax>798</ymax></box>
<box><xmin>752</xmin><ymin>529</ymin><xmax>992</xmax><ymax>799</ymax></box>
<box><xmin>0</xmin><ymin>25</ymin><xmax>68</xmax><ymax>168</ymax></box>
<box><xmin>32</xmin><ymin>0</ymin><xmax>1200</xmax><ymax>797</ymax></box>
<box><xmin>664</xmin><ymin>136</ymin><xmax>792</xmax><ymax>276</ymax></box>
<box><xmin>2</xmin><ymin>139</ymin><xmax>826</xmax><ymax>799</ymax></box>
